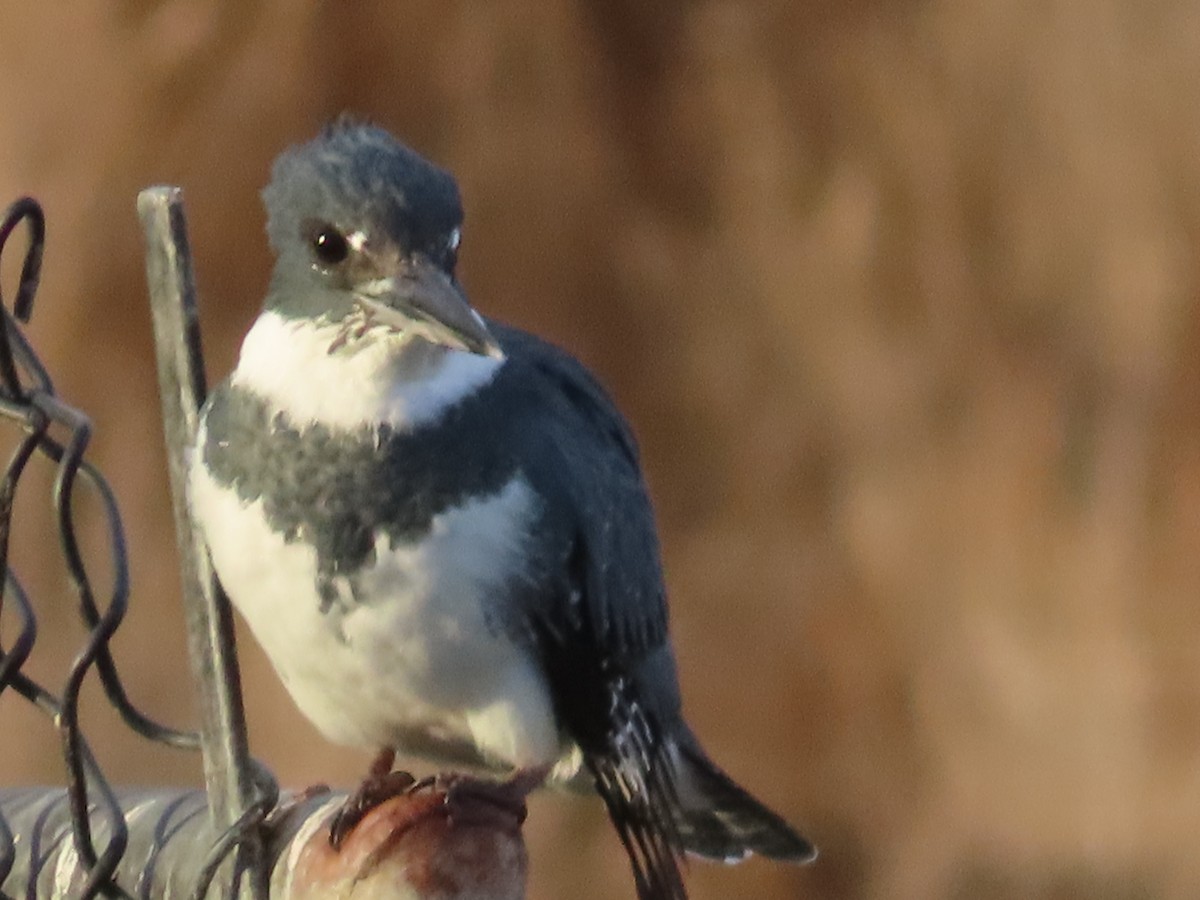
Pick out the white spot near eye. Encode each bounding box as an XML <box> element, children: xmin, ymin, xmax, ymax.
<box><xmin>347</xmin><ymin>230</ymin><xmax>368</xmax><ymax>252</ymax></box>
<box><xmin>448</xmin><ymin>227</ymin><xmax>462</xmax><ymax>252</ymax></box>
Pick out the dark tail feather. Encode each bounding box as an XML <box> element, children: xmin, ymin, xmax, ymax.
<box><xmin>589</xmin><ymin>753</ymin><xmax>688</xmax><ymax>900</ymax></box>
<box><xmin>670</xmin><ymin>728</ymin><xmax>817</xmax><ymax>864</ymax></box>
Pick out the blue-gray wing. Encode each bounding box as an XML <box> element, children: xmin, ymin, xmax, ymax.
<box><xmin>488</xmin><ymin>320</ymin><xmax>688</xmax><ymax>898</ymax></box>
<box><xmin>490</xmin><ymin>320</ymin><xmax>671</xmax><ymax>659</ymax></box>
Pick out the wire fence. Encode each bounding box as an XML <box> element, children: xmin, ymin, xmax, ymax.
<box><xmin>0</xmin><ymin>193</ymin><xmax>268</xmax><ymax>899</ymax></box>
<box><xmin>0</xmin><ymin>193</ymin><xmax>527</xmax><ymax>899</ymax></box>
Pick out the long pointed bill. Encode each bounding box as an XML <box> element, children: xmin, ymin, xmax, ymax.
<box><xmin>354</xmin><ymin>255</ymin><xmax>503</xmax><ymax>359</ymax></box>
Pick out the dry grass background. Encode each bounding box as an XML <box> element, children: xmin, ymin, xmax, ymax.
<box><xmin>2</xmin><ymin>2</ymin><xmax>1199</xmax><ymax>898</ymax></box>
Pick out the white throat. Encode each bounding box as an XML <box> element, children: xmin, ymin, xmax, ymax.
<box><xmin>231</xmin><ymin>310</ymin><xmax>504</xmax><ymax>432</ymax></box>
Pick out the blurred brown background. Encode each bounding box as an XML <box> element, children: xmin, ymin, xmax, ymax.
<box><xmin>2</xmin><ymin>2</ymin><xmax>1199</xmax><ymax>898</ymax></box>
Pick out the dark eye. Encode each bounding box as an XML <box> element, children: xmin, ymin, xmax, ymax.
<box><xmin>311</xmin><ymin>225</ymin><xmax>350</xmax><ymax>266</ymax></box>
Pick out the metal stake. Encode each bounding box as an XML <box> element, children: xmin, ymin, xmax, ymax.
<box><xmin>138</xmin><ymin>187</ymin><xmax>266</xmax><ymax>898</ymax></box>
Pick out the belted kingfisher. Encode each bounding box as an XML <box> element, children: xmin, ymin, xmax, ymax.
<box><xmin>189</xmin><ymin>119</ymin><xmax>814</xmax><ymax>898</ymax></box>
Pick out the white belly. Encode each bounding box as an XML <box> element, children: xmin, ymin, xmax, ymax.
<box><xmin>188</xmin><ymin>458</ymin><xmax>565</xmax><ymax>772</ymax></box>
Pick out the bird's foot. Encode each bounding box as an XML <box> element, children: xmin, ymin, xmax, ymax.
<box><xmin>328</xmin><ymin>749</ymin><xmax>414</xmax><ymax>849</ymax></box>
<box><xmin>328</xmin><ymin>755</ymin><xmax>550</xmax><ymax>847</ymax></box>
<box><xmin>431</xmin><ymin>766</ymin><xmax>550</xmax><ymax>829</ymax></box>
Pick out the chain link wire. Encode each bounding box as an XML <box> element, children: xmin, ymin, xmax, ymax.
<box><xmin>0</xmin><ymin>196</ymin><xmax>271</xmax><ymax>899</ymax></box>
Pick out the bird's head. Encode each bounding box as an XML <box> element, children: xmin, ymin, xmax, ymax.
<box><xmin>261</xmin><ymin>119</ymin><xmax>502</xmax><ymax>359</ymax></box>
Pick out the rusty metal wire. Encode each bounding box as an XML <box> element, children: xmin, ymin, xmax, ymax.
<box><xmin>0</xmin><ymin>196</ymin><xmax>203</xmax><ymax>898</ymax></box>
